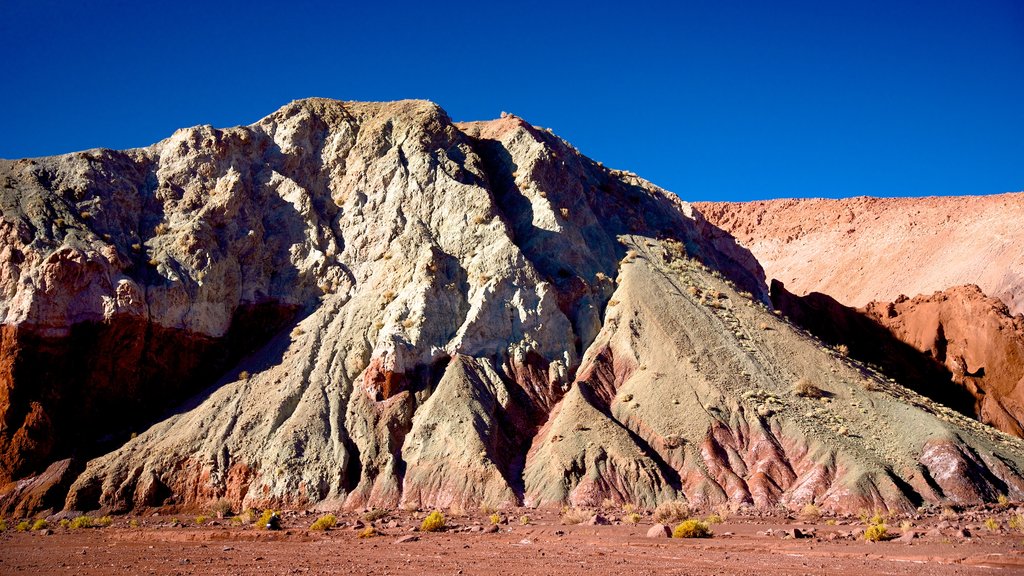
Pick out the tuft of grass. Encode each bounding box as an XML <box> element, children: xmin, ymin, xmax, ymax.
<box><xmin>984</xmin><ymin>518</ymin><xmax>1000</xmax><ymax>531</ymax></box>
<box><xmin>358</xmin><ymin>525</ymin><xmax>377</xmax><ymax>538</ymax></box>
<box><xmin>489</xmin><ymin>513</ymin><xmax>501</xmax><ymax>525</ymax></box>
<box><xmin>363</xmin><ymin>509</ymin><xmax>389</xmax><ymax>522</ymax></box>
<box><xmin>800</xmin><ymin>504</ymin><xmax>821</xmax><ymax>521</ymax></box>
<box><xmin>95</xmin><ymin>516</ymin><xmax>113</xmax><ymax>527</ymax></box>
<box><xmin>653</xmin><ymin>500</ymin><xmax>690</xmax><ymax>525</ymax></box>
<box><xmin>519</xmin><ymin>515</ymin><xmax>530</xmax><ymax>526</ymax></box>
<box><xmin>420</xmin><ymin>510</ymin><xmax>446</xmax><ymax>532</ymax></box>
<box><xmin>195</xmin><ymin>515</ymin><xmax>208</xmax><ymax>525</ymax></box>
<box><xmin>16</xmin><ymin>520</ymin><xmax>30</xmax><ymax>532</ymax></box>
<box><xmin>673</xmin><ymin>519</ymin><xmax>712</xmax><ymax>538</ymax></box>
<box><xmin>836</xmin><ymin>344</ymin><xmax>850</xmax><ymax>356</ymax></box>
<box><xmin>256</xmin><ymin>509</ymin><xmax>281</xmax><ymax>530</ymax></box>
<box><xmin>59</xmin><ymin>519</ymin><xmax>70</xmax><ymax>529</ymax></box>
<box><xmin>705</xmin><ymin>514</ymin><xmax>723</xmax><ymax>525</ymax></box>
<box><xmin>792</xmin><ymin>378</ymin><xmax>824</xmax><ymax>398</ymax></box>
<box><xmin>31</xmin><ymin>519</ymin><xmax>48</xmax><ymax>531</ymax></box>
<box><xmin>940</xmin><ymin>508</ymin><xmax>959</xmax><ymax>522</ymax></box>
<box><xmin>1008</xmin><ymin>514</ymin><xmax>1023</xmax><ymax>532</ymax></box>
<box><xmin>211</xmin><ymin>498</ymin><xmax>234</xmax><ymax>519</ymax></box>
<box><xmin>624</xmin><ymin>513</ymin><xmax>642</xmax><ymax>524</ymax></box>
<box><xmin>69</xmin><ymin>516</ymin><xmax>93</xmax><ymax>529</ymax></box>
<box><xmin>0</xmin><ymin>518</ymin><xmax>8</xmax><ymax>531</ymax></box>
<box><xmin>129</xmin><ymin>519</ymin><xmax>140</xmax><ymax>528</ymax></box>
<box><xmin>309</xmin><ymin>514</ymin><xmax>337</xmax><ymax>531</ymax></box>
<box><xmin>864</xmin><ymin>523</ymin><xmax>889</xmax><ymax>542</ymax></box>
<box><xmin>560</xmin><ymin>507</ymin><xmax>590</xmax><ymax>525</ymax></box>
<box><xmin>997</xmin><ymin>494</ymin><xmax>1010</xmax><ymax>507</ymax></box>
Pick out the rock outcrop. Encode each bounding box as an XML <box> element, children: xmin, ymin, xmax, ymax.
<box><xmin>694</xmin><ymin>195</ymin><xmax>1024</xmax><ymax>315</ymax></box>
<box><xmin>2</xmin><ymin>99</ymin><xmax>1023</xmax><ymax>517</ymax></box>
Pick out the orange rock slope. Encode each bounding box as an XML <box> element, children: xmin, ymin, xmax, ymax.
<box><xmin>694</xmin><ymin>194</ymin><xmax>1024</xmax><ymax>314</ymax></box>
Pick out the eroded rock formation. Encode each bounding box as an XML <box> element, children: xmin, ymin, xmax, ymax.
<box><xmin>1</xmin><ymin>99</ymin><xmax>1022</xmax><ymax>517</ymax></box>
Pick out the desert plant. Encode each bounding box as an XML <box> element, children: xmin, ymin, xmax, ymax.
<box><xmin>16</xmin><ymin>520</ymin><xmax>30</xmax><ymax>532</ymax></box>
<box><xmin>864</xmin><ymin>523</ymin><xmax>889</xmax><ymax>542</ymax></box>
<box><xmin>800</xmin><ymin>504</ymin><xmax>821</xmax><ymax>521</ymax></box>
<box><xmin>489</xmin><ymin>513</ymin><xmax>501</xmax><ymax>525</ymax></box>
<box><xmin>95</xmin><ymin>516</ymin><xmax>113</xmax><ymax>527</ymax></box>
<box><xmin>211</xmin><ymin>498</ymin><xmax>234</xmax><ymax>519</ymax></box>
<box><xmin>129</xmin><ymin>519</ymin><xmax>140</xmax><ymax>528</ymax></box>
<box><xmin>940</xmin><ymin>507</ymin><xmax>959</xmax><ymax>522</ymax></box>
<box><xmin>601</xmin><ymin>497</ymin><xmax>616</xmax><ymax>510</ymax></box>
<box><xmin>154</xmin><ymin>223</ymin><xmax>169</xmax><ymax>235</ymax></box>
<box><xmin>622</xmin><ymin>503</ymin><xmax>637</xmax><ymax>514</ymax></box>
<box><xmin>363</xmin><ymin>509</ymin><xmax>389</xmax><ymax>522</ymax></box>
<box><xmin>519</xmin><ymin>515</ymin><xmax>530</xmax><ymax>526</ymax></box>
<box><xmin>997</xmin><ymin>494</ymin><xmax>1010</xmax><ymax>507</ymax></box>
<box><xmin>624</xmin><ymin>513</ymin><xmax>642</xmax><ymax>524</ymax></box>
<box><xmin>358</xmin><ymin>525</ymin><xmax>377</xmax><ymax>538</ymax></box>
<box><xmin>69</xmin><ymin>516</ymin><xmax>93</xmax><ymax>529</ymax></box>
<box><xmin>31</xmin><ymin>519</ymin><xmax>48</xmax><ymax>531</ymax></box>
<box><xmin>1008</xmin><ymin>514</ymin><xmax>1024</xmax><ymax>532</ymax></box>
<box><xmin>836</xmin><ymin>344</ymin><xmax>850</xmax><ymax>356</ymax></box>
<box><xmin>195</xmin><ymin>515</ymin><xmax>208</xmax><ymax>525</ymax></box>
<box><xmin>309</xmin><ymin>514</ymin><xmax>337</xmax><ymax>531</ymax></box>
<box><xmin>59</xmin><ymin>519</ymin><xmax>70</xmax><ymax>529</ymax></box>
<box><xmin>420</xmin><ymin>510</ymin><xmax>446</xmax><ymax>532</ymax></box>
<box><xmin>653</xmin><ymin>500</ymin><xmax>690</xmax><ymax>525</ymax></box>
<box><xmin>560</xmin><ymin>507</ymin><xmax>590</xmax><ymax>525</ymax></box>
<box><xmin>705</xmin><ymin>514</ymin><xmax>723</xmax><ymax>524</ymax></box>
<box><xmin>984</xmin><ymin>518</ymin><xmax>1000</xmax><ymax>531</ymax></box>
<box><xmin>792</xmin><ymin>378</ymin><xmax>824</xmax><ymax>398</ymax></box>
<box><xmin>673</xmin><ymin>519</ymin><xmax>712</xmax><ymax>538</ymax></box>
<box><xmin>256</xmin><ymin>509</ymin><xmax>281</xmax><ymax>530</ymax></box>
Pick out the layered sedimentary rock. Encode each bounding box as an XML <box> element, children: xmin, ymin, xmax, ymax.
<box><xmin>2</xmin><ymin>99</ymin><xmax>1023</xmax><ymax>517</ymax></box>
<box><xmin>694</xmin><ymin>195</ymin><xmax>1024</xmax><ymax>314</ymax></box>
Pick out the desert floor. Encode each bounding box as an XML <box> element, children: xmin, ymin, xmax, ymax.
<box><xmin>2</xmin><ymin>508</ymin><xmax>1022</xmax><ymax>575</ymax></box>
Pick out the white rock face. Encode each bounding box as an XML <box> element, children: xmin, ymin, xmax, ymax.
<box><xmin>1</xmin><ymin>99</ymin><xmax>1022</xmax><ymax>515</ymax></box>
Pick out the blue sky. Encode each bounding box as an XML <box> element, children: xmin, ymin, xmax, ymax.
<box><xmin>2</xmin><ymin>0</ymin><xmax>1022</xmax><ymax>202</ymax></box>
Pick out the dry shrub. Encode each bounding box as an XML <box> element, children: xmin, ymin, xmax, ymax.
<box><xmin>364</xmin><ymin>509</ymin><xmax>389</xmax><ymax>522</ymax></box>
<box><xmin>653</xmin><ymin>500</ymin><xmax>690</xmax><ymax>525</ymax></box>
<box><xmin>673</xmin><ymin>519</ymin><xmax>712</xmax><ymax>538</ymax></box>
<box><xmin>800</xmin><ymin>504</ymin><xmax>821</xmax><ymax>521</ymax></box>
<box><xmin>792</xmin><ymin>378</ymin><xmax>824</xmax><ymax>398</ymax></box>
<box><xmin>420</xmin><ymin>510</ymin><xmax>446</xmax><ymax>532</ymax></box>
<box><xmin>309</xmin><ymin>514</ymin><xmax>336</xmax><ymax>531</ymax></box>
<box><xmin>560</xmin><ymin>507</ymin><xmax>590</xmax><ymax>525</ymax></box>
<box><xmin>864</xmin><ymin>523</ymin><xmax>888</xmax><ymax>541</ymax></box>
<box><xmin>358</xmin><ymin>525</ymin><xmax>377</xmax><ymax>538</ymax></box>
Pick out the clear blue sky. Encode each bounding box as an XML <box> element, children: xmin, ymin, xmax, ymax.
<box><xmin>2</xmin><ymin>1</ymin><xmax>1022</xmax><ymax>202</ymax></box>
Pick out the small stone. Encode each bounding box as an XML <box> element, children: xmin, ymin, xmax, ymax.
<box><xmin>646</xmin><ymin>524</ymin><xmax>671</xmax><ymax>538</ymax></box>
<box><xmin>484</xmin><ymin>524</ymin><xmax>499</xmax><ymax>533</ymax></box>
<box><xmin>587</xmin><ymin>514</ymin><xmax>610</xmax><ymax>526</ymax></box>
<box><xmin>394</xmin><ymin>535</ymin><xmax>419</xmax><ymax>544</ymax></box>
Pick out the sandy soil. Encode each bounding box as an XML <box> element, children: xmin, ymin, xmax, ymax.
<box><xmin>2</xmin><ymin>509</ymin><xmax>1022</xmax><ymax>576</ymax></box>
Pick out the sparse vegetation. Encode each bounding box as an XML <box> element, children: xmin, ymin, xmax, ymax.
<box><xmin>310</xmin><ymin>514</ymin><xmax>337</xmax><ymax>531</ymax></box>
<box><xmin>256</xmin><ymin>509</ymin><xmax>281</xmax><ymax>530</ymax></box>
<box><xmin>800</xmin><ymin>504</ymin><xmax>821</xmax><ymax>521</ymax></box>
<box><xmin>0</xmin><ymin>518</ymin><xmax>7</xmax><ymax>531</ymax></box>
<box><xmin>560</xmin><ymin>507</ymin><xmax>590</xmax><ymax>525</ymax></box>
<box><xmin>154</xmin><ymin>222</ymin><xmax>170</xmax><ymax>235</ymax></box>
<box><xmin>864</xmin><ymin>523</ymin><xmax>889</xmax><ymax>542</ymax></box>
<box><xmin>420</xmin><ymin>510</ymin><xmax>446</xmax><ymax>532</ymax></box>
<box><xmin>792</xmin><ymin>378</ymin><xmax>824</xmax><ymax>398</ymax></box>
<box><xmin>673</xmin><ymin>519</ymin><xmax>712</xmax><ymax>538</ymax></box>
<box><xmin>16</xmin><ymin>520</ymin><xmax>30</xmax><ymax>532</ymax></box>
<box><xmin>624</xmin><ymin>512</ymin><xmax>642</xmax><ymax>524</ymax></box>
<box><xmin>69</xmin><ymin>516</ymin><xmax>93</xmax><ymax>529</ymax></box>
<box><xmin>489</xmin><ymin>513</ymin><xmax>501</xmax><ymax>525</ymax></box>
<box><xmin>1008</xmin><ymin>514</ymin><xmax>1023</xmax><ymax>532</ymax></box>
<box><xmin>211</xmin><ymin>498</ymin><xmax>234</xmax><ymax>519</ymax></box>
<box><xmin>519</xmin><ymin>515</ymin><xmax>530</xmax><ymax>525</ymax></box>
<box><xmin>238</xmin><ymin>370</ymin><xmax>250</xmax><ymax>381</ymax></box>
<box><xmin>195</xmin><ymin>515</ymin><xmax>208</xmax><ymax>525</ymax></box>
<box><xmin>31</xmin><ymin>519</ymin><xmax>48</xmax><ymax>531</ymax></box>
<box><xmin>705</xmin><ymin>514</ymin><xmax>723</xmax><ymax>524</ymax></box>
<box><xmin>653</xmin><ymin>500</ymin><xmax>690</xmax><ymax>525</ymax></box>
<box><xmin>940</xmin><ymin>507</ymin><xmax>959</xmax><ymax>522</ymax></box>
<box><xmin>358</xmin><ymin>525</ymin><xmax>377</xmax><ymax>538</ymax></box>
<box><xmin>129</xmin><ymin>519</ymin><xmax>140</xmax><ymax>528</ymax></box>
<box><xmin>997</xmin><ymin>494</ymin><xmax>1010</xmax><ymax>507</ymax></box>
<box><xmin>836</xmin><ymin>344</ymin><xmax>850</xmax><ymax>356</ymax></box>
<box><xmin>983</xmin><ymin>518</ymin><xmax>1000</xmax><ymax>531</ymax></box>
<box><xmin>363</xmin><ymin>509</ymin><xmax>389</xmax><ymax>522</ymax></box>
<box><xmin>59</xmin><ymin>519</ymin><xmax>70</xmax><ymax>529</ymax></box>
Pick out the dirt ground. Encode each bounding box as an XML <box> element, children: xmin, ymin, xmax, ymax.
<box><xmin>2</xmin><ymin>509</ymin><xmax>1022</xmax><ymax>576</ymax></box>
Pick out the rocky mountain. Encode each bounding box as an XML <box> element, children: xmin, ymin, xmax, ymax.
<box><xmin>697</xmin><ymin>197</ymin><xmax>1024</xmax><ymax>439</ymax></box>
<box><xmin>1</xmin><ymin>99</ymin><xmax>1022</xmax><ymax>517</ymax></box>
<box><xmin>694</xmin><ymin>195</ymin><xmax>1024</xmax><ymax>315</ymax></box>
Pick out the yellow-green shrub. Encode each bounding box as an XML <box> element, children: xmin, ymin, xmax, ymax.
<box><xmin>95</xmin><ymin>516</ymin><xmax>113</xmax><ymax>527</ymax></box>
<box><xmin>31</xmin><ymin>519</ymin><xmax>48</xmax><ymax>531</ymax></box>
<box><xmin>673</xmin><ymin>519</ymin><xmax>712</xmax><ymax>538</ymax></box>
<box><xmin>864</xmin><ymin>524</ymin><xmax>888</xmax><ymax>541</ymax></box>
<box><xmin>624</xmin><ymin>512</ymin><xmax>642</xmax><ymax>524</ymax></box>
<box><xmin>256</xmin><ymin>509</ymin><xmax>281</xmax><ymax>530</ymax></box>
<box><xmin>69</xmin><ymin>516</ymin><xmax>93</xmax><ymax>529</ymax></box>
<box><xmin>984</xmin><ymin>518</ymin><xmax>1000</xmax><ymax>531</ymax></box>
<box><xmin>309</xmin><ymin>514</ymin><xmax>337</xmax><ymax>531</ymax></box>
<box><xmin>653</xmin><ymin>500</ymin><xmax>690</xmax><ymax>525</ymax></box>
<box><xmin>358</xmin><ymin>525</ymin><xmax>377</xmax><ymax>538</ymax></box>
<box><xmin>16</xmin><ymin>520</ymin><xmax>30</xmax><ymax>532</ymax></box>
<box><xmin>489</xmin><ymin>513</ymin><xmax>501</xmax><ymax>525</ymax></box>
<box><xmin>420</xmin><ymin>510</ymin><xmax>446</xmax><ymax>532</ymax></box>
<box><xmin>195</xmin><ymin>515</ymin><xmax>208</xmax><ymax>525</ymax></box>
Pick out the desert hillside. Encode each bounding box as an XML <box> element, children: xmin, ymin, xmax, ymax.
<box><xmin>694</xmin><ymin>195</ymin><xmax>1024</xmax><ymax>315</ymax></box>
<box><xmin>1</xmin><ymin>100</ymin><xmax>1021</xmax><ymax>518</ymax></box>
